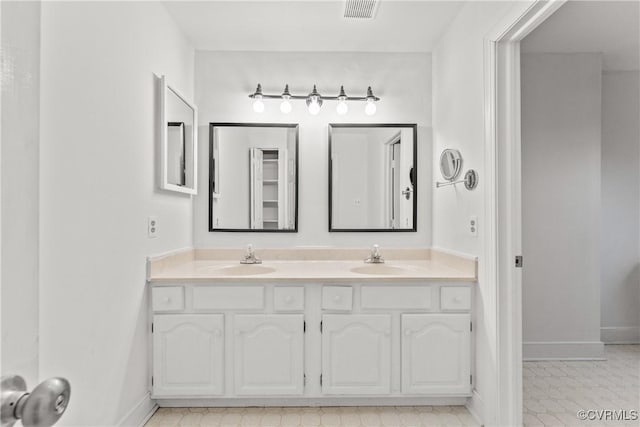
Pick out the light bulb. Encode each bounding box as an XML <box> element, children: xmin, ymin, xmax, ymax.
<box><xmin>280</xmin><ymin>97</ymin><xmax>292</xmax><ymax>114</ymax></box>
<box><xmin>365</xmin><ymin>99</ymin><xmax>377</xmax><ymax>116</ymax></box>
<box><xmin>336</xmin><ymin>98</ymin><xmax>348</xmax><ymax>115</ymax></box>
<box><xmin>252</xmin><ymin>95</ymin><xmax>265</xmax><ymax>113</ymax></box>
<box><xmin>308</xmin><ymin>96</ymin><xmax>321</xmax><ymax>115</ymax></box>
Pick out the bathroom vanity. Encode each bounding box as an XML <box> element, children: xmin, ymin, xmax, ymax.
<box><xmin>147</xmin><ymin>248</ymin><xmax>476</xmax><ymax>406</ymax></box>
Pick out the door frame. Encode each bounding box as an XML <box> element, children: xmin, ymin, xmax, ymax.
<box><xmin>483</xmin><ymin>0</ymin><xmax>566</xmax><ymax>425</ymax></box>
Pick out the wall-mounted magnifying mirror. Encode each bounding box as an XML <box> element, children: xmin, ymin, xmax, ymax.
<box><xmin>329</xmin><ymin>124</ymin><xmax>417</xmax><ymax>232</ymax></box>
<box><xmin>440</xmin><ymin>149</ymin><xmax>462</xmax><ymax>181</ymax></box>
<box><xmin>159</xmin><ymin>75</ymin><xmax>197</xmax><ymax>195</ymax></box>
<box><xmin>209</xmin><ymin>123</ymin><xmax>299</xmax><ymax>232</ymax></box>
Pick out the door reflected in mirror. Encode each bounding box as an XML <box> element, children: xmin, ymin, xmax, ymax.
<box><xmin>329</xmin><ymin>124</ymin><xmax>417</xmax><ymax>231</ymax></box>
<box><xmin>209</xmin><ymin>123</ymin><xmax>298</xmax><ymax>232</ymax></box>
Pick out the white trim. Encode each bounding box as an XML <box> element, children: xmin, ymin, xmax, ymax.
<box><xmin>601</xmin><ymin>327</ymin><xmax>640</xmax><ymax>344</ymax></box>
<box><xmin>484</xmin><ymin>1</ymin><xmax>567</xmax><ymax>425</ymax></box>
<box><xmin>154</xmin><ymin>397</ymin><xmax>468</xmax><ymax>407</ymax></box>
<box><xmin>117</xmin><ymin>392</ymin><xmax>157</xmax><ymax>427</ymax></box>
<box><xmin>523</xmin><ymin>341</ymin><xmax>605</xmax><ymax>360</ymax></box>
<box><xmin>465</xmin><ymin>390</ymin><xmax>485</xmax><ymax>427</ymax></box>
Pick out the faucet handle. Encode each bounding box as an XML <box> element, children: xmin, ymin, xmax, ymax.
<box><xmin>246</xmin><ymin>244</ymin><xmax>254</xmax><ymax>256</ymax></box>
<box><xmin>372</xmin><ymin>244</ymin><xmax>380</xmax><ymax>256</ymax></box>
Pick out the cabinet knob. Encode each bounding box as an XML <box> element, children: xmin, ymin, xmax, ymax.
<box><xmin>333</xmin><ymin>295</ymin><xmax>341</xmax><ymax>302</ymax></box>
<box><xmin>163</xmin><ymin>297</ymin><xmax>171</xmax><ymax>303</ymax></box>
<box><xmin>214</xmin><ymin>329</ymin><xmax>222</xmax><ymax>337</ymax></box>
<box><xmin>404</xmin><ymin>329</ymin><xmax>411</xmax><ymax>336</ymax></box>
<box><xmin>453</xmin><ymin>296</ymin><xmax>462</xmax><ymax>303</ymax></box>
<box><xmin>284</xmin><ymin>295</ymin><xmax>293</xmax><ymax>304</ymax></box>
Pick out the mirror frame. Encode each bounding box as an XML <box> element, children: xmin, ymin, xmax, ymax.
<box><xmin>159</xmin><ymin>75</ymin><xmax>198</xmax><ymax>195</ymax></box>
<box><xmin>208</xmin><ymin>122</ymin><xmax>300</xmax><ymax>233</ymax></box>
<box><xmin>328</xmin><ymin>123</ymin><xmax>418</xmax><ymax>232</ymax></box>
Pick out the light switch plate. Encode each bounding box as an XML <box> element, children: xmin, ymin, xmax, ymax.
<box><xmin>469</xmin><ymin>215</ymin><xmax>478</xmax><ymax>237</ymax></box>
<box><xmin>148</xmin><ymin>216</ymin><xmax>158</xmax><ymax>238</ymax></box>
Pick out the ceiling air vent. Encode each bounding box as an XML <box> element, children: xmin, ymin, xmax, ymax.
<box><xmin>344</xmin><ymin>0</ymin><xmax>380</xmax><ymax>19</ymax></box>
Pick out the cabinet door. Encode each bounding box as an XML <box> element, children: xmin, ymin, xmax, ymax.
<box><xmin>234</xmin><ymin>314</ymin><xmax>304</xmax><ymax>395</ymax></box>
<box><xmin>153</xmin><ymin>314</ymin><xmax>224</xmax><ymax>397</ymax></box>
<box><xmin>322</xmin><ymin>314</ymin><xmax>391</xmax><ymax>395</ymax></box>
<box><xmin>401</xmin><ymin>314</ymin><xmax>471</xmax><ymax>395</ymax></box>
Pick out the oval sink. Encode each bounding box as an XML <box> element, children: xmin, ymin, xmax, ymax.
<box><xmin>213</xmin><ymin>265</ymin><xmax>276</xmax><ymax>276</ymax></box>
<box><xmin>350</xmin><ymin>265</ymin><xmax>409</xmax><ymax>275</ymax></box>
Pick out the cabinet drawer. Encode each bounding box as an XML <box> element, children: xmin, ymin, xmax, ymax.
<box><xmin>193</xmin><ymin>286</ymin><xmax>264</xmax><ymax>310</ymax></box>
<box><xmin>274</xmin><ymin>287</ymin><xmax>305</xmax><ymax>312</ymax></box>
<box><xmin>152</xmin><ymin>286</ymin><xmax>184</xmax><ymax>312</ymax></box>
<box><xmin>440</xmin><ymin>287</ymin><xmax>471</xmax><ymax>311</ymax></box>
<box><xmin>361</xmin><ymin>286</ymin><xmax>432</xmax><ymax>309</ymax></box>
<box><xmin>322</xmin><ymin>286</ymin><xmax>353</xmax><ymax>311</ymax></box>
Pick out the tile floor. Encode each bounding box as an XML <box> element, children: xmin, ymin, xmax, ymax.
<box><xmin>145</xmin><ymin>345</ymin><xmax>639</xmax><ymax>427</ymax></box>
<box><xmin>144</xmin><ymin>406</ymin><xmax>479</xmax><ymax>427</ymax></box>
<box><xmin>523</xmin><ymin>345</ymin><xmax>639</xmax><ymax>426</ymax></box>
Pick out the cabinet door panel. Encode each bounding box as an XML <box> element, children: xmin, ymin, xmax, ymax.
<box><xmin>153</xmin><ymin>314</ymin><xmax>224</xmax><ymax>396</ymax></box>
<box><xmin>322</xmin><ymin>314</ymin><xmax>391</xmax><ymax>395</ymax></box>
<box><xmin>402</xmin><ymin>314</ymin><xmax>471</xmax><ymax>395</ymax></box>
<box><xmin>234</xmin><ymin>314</ymin><xmax>304</xmax><ymax>395</ymax></box>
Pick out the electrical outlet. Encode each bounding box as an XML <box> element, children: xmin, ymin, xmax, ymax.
<box><xmin>148</xmin><ymin>216</ymin><xmax>158</xmax><ymax>238</ymax></box>
<box><xmin>469</xmin><ymin>215</ymin><xmax>478</xmax><ymax>237</ymax></box>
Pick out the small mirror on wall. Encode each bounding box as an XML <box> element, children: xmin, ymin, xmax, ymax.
<box><xmin>209</xmin><ymin>123</ymin><xmax>299</xmax><ymax>232</ymax></box>
<box><xmin>159</xmin><ymin>75</ymin><xmax>198</xmax><ymax>195</ymax></box>
<box><xmin>329</xmin><ymin>124</ymin><xmax>417</xmax><ymax>232</ymax></box>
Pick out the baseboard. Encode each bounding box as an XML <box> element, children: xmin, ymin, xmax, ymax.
<box><xmin>523</xmin><ymin>341</ymin><xmax>605</xmax><ymax>360</ymax></box>
<box><xmin>155</xmin><ymin>396</ymin><xmax>468</xmax><ymax>407</ymax></box>
<box><xmin>465</xmin><ymin>390</ymin><xmax>484</xmax><ymax>426</ymax></box>
<box><xmin>601</xmin><ymin>326</ymin><xmax>640</xmax><ymax>344</ymax></box>
<box><xmin>117</xmin><ymin>392</ymin><xmax>157</xmax><ymax>427</ymax></box>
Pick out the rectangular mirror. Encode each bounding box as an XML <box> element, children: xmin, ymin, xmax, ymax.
<box><xmin>159</xmin><ymin>75</ymin><xmax>197</xmax><ymax>195</ymax></box>
<box><xmin>209</xmin><ymin>123</ymin><xmax>299</xmax><ymax>232</ymax></box>
<box><xmin>329</xmin><ymin>124</ymin><xmax>417</xmax><ymax>232</ymax></box>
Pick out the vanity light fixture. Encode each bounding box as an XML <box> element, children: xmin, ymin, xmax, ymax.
<box><xmin>248</xmin><ymin>83</ymin><xmax>380</xmax><ymax>115</ymax></box>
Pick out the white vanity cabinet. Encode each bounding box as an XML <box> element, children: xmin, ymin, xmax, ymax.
<box><xmin>149</xmin><ymin>282</ymin><xmax>473</xmax><ymax>403</ymax></box>
<box><xmin>152</xmin><ymin>314</ymin><xmax>224</xmax><ymax>396</ymax></box>
<box><xmin>401</xmin><ymin>314</ymin><xmax>471</xmax><ymax>395</ymax></box>
<box><xmin>233</xmin><ymin>314</ymin><xmax>304</xmax><ymax>396</ymax></box>
<box><xmin>321</xmin><ymin>314</ymin><xmax>391</xmax><ymax>395</ymax></box>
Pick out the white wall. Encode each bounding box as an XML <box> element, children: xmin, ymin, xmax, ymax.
<box><xmin>39</xmin><ymin>2</ymin><xmax>194</xmax><ymax>426</ymax></box>
<box><xmin>600</xmin><ymin>70</ymin><xmax>640</xmax><ymax>343</ymax></box>
<box><xmin>1</xmin><ymin>0</ymin><xmax>41</xmax><ymax>388</ymax></box>
<box><xmin>432</xmin><ymin>2</ymin><xmax>523</xmax><ymax>423</ymax></box>
<box><xmin>520</xmin><ymin>53</ymin><xmax>604</xmax><ymax>359</ymax></box>
<box><xmin>194</xmin><ymin>51</ymin><xmax>432</xmax><ymax>247</ymax></box>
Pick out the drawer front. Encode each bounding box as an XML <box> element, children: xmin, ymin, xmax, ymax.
<box><xmin>152</xmin><ymin>286</ymin><xmax>184</xmax><ymax>312</ymax></box>
<box><xmin>361</xmin><ymin>286</ymin><xmax>432</xmax><ymax>310</ymax></box>
<box><xmin>274</xmin><ymin>287</ymin><xmax>305</xmax><ymax>312</ymax></box>
<box><xmin>440</xmin><ymin>287</ymin><xmax>472</xmax><ymax>311</ymax></box>
<box><xmin>193</xmin><ymin>286</ymin><xmax>264</xmax><ymax>310</ymax></box>
<box><xmin>322</xmin><ymin>286</ymin><xmax>353</xmax><ymax>311</ymax></box>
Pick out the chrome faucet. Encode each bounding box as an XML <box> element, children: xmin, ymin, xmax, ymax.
<box><xmin>364</xmin><ymin>244</ymin><xmax>384</xmax><ymax>264</ymax></box>
<box><xmin>240</xmin><ymin>244</ymin><xmax>262</xmax><ymax>264</ymax></box>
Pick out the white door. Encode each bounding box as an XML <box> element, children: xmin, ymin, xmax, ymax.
<box><xmin>234</xmin><ymin>314</ymin><xmax>304</xmax><ymax>395</ymax></box>
<box><xmin>401</xmin><ymin>314</ymin><xmax>471</xmax><ymax>395</ymax></box>
<box><xmin>152</xmin><ymin>314</ymin><xmax>224</xmax><ymax>397</ymax></box>
<box><xmin>321</xmin><ymin>314</ymin><xmax>391</xmax><ymax>395</ymax></box>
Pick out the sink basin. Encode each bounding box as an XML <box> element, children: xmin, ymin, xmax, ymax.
<box><xmin>350</xmin><ymin>265</ymin><xmax>410</xmax><ymax>275</ymax></box>
<box><xmin>211</xmin><ymin>265</ymin><xmax>276</xmax><ymax>276</ymax></box>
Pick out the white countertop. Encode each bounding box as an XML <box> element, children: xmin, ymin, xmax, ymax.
<box><xmin>147</xmin><ymin>248</ymin><xmax>477</xmax><ymax>283</ymax></box>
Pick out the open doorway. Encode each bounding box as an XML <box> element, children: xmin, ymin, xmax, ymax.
<box><xmin>492</xmin><ymin>1</ymin><xmax>639</xmax><ymax>425</ymax></box>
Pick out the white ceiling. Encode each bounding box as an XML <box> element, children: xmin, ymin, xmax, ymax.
<box><xmin>522</xmin><ymin>1</ymin><xmax>640</xmax><ymax>71</ymax></box>
<box><xmin>162</xmin><ymin>1</ymin><xmax>465</xmax><ymax>52</ymax></box>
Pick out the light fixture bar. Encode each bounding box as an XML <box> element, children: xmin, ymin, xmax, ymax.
<box><xmin>248</xmin><ymin>85</ymin><xmax>380</xmax><ymax>101</ymax></box>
